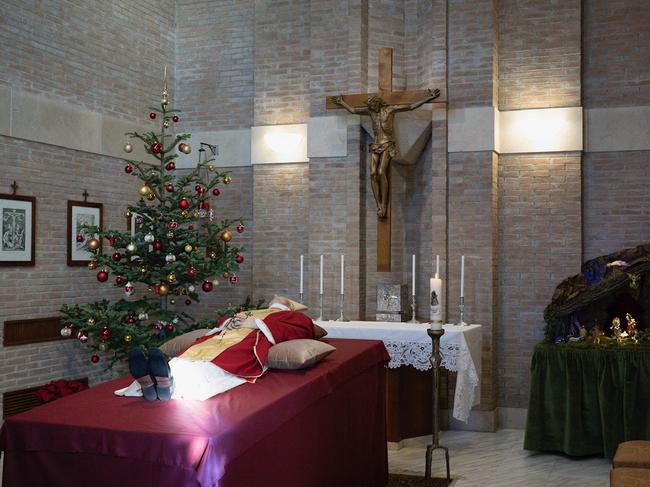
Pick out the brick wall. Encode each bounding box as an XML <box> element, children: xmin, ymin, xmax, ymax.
<box><xmin>0</xmin><ymin>136</ymin><xmax>139</xmax><ymax>417</ymax></box>
<box><xmin>0</xmin><ymin>0</ymin><xmax>175</xmax><ymax>123</ymax></box>
<box><xmin>498</xmin><ymin>0</ymin><xmax>581</xmax><ymax>110</ymax></box>
<box><xmin>175</xmin><ymin>0</ymin><xmax>254</xmax><ymax>131</ymax></box>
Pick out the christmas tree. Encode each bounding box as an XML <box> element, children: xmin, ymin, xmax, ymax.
<box><xmin>60</xmin><ymin>71</ymin><xmax>247</xmax><ymax>368</ymax></box>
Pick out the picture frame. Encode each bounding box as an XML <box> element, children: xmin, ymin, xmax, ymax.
<box><xmin>67</xmin><ymin>200</ymin><xmax>103</xmax><ymax>266</ymax></box>
<box><xmin>0</xmin><ymin>194</ymin><xmax>36</xmax><ymax>266</ymax></box>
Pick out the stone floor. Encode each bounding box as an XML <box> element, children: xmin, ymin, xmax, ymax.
<box><xmin>389</xmin><ymin>429</ymin><xmax>611</xmax><ymax>487</ymax></box>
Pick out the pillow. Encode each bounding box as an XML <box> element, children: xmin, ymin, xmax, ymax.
<box><xmin>267</xmin><ymin>339</ymin><xmax>336</xmax><ymax>370</ymax></box>
<box><xmin>159</xmin><ymin>328</ymin><xmax>211</xmax><ymax>357</ymax></box>
<box><xmin>313</xmin><ymin>323</ymin><xmax>328</xmax><ymax>339</ymax></box>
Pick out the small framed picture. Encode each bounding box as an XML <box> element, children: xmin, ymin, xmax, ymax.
<box><xmin>67</xmin><ymin>201</ymin><xmax>103</xmax><ymax>266</ymax></box>
<box><xmin>0</xmin><ymin>194</ymin><xmax>36</xmax><ymax>266</ymax></box>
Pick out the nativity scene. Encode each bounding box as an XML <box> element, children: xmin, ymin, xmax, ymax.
<box><xmin>0</xmin><ymin>1</ymin><xmax>649</xmax><ymax>487</ymax></box>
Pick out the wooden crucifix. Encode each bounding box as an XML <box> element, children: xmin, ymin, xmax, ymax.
<box><xmin>326</xmin><ymin>48</ymin><xmax>440</xmax><ymax>272</ymax></box>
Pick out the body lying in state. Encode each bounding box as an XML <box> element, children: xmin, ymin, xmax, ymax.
<box><xmin>116</xmin><ymin>298</ymin><xmax>318</xmax><ymax>401</ymax></box>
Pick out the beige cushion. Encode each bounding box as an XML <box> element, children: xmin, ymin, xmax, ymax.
<box><xmin>267</xmin><ymin>339</ymin><xmax>336</xmax><ymax>370</ymax></box>
<box><xmin>313</xmin><ymin>323</ymin><xmax>328</xmax><ymax>339</ymax></box>
<box><xmin>610</xmin><ymin>468</ymin><xmax>650</xmax><ymax>487</ymax></box>
<box><xmin>613</xmin><ymin>441</ymin><xmax>650</xmax><ymax>469</ymax></box>
<box><xmin>159</xmin><ymin>328</ymin><xmax>211</xmax><ymax>357</ymax></box>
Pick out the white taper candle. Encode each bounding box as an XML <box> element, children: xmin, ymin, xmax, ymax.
<box><xmin>300</xmin><ymin>255</ymin><xmax>304</xmax><ymax>294</ymax></box>
<box><xmin>340</xmin><ymin>255</ymin><xmax>345</xmax><ymax>295</ymax></box>
<box><xmin>412</xmin><ymin>254</ymin><xmax>416</xmax><ymax>296</ymax></box>
<box><xmin>435</xmin><ymin>254</ymin><xmax>440</xmax><ymax>279</ymax></box>
<box><xmin>460</xmin><ymin>255</ymin><xmax>465</xmax><ymax>298</ymax></box>
<box><xmin>319</xmin><ymin>255</ymin><xmax>324</xmax><ymax>294</ymax></box>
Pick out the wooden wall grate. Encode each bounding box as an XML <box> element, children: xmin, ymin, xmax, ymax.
<box><xmin>3</xmin><ymin>316</ymin><xmax>68</xmax><ymax>347</ymax></box>
<box><xmin>3</xmin><ymin>377</ymin><xmax>88</xmax><ymax>419</ymax></box>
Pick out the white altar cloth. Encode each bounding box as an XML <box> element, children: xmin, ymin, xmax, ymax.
<box><xmin>317</xmin><ymin>321</ymin><xmax>482</xmax><ymax>423</ymax></box>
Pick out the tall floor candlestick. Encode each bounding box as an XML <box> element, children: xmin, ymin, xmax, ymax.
<box><xmin>317</xmin><ymin>293</ymin><xmax>324</xmax><ymax>321</ymax></box>
<box><xmin>425</xmin><ymin>328</ymin><xmax>451</xmax><ymax>482</ymax></box>
<box><xmin>456</xmin><ymin>296</ymin><xmax>468</xmax><ymax>326</ymax></box>
<box><xmin>335</xmin><ymin>292</ymin><xmax>348</xmax><ymax>321</ymax></box>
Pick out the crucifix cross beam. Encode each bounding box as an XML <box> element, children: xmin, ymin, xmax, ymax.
<box><xmin>326</xmin><ymin>47</ymin><xmax>440</xmax><ymax>272</ymax></box>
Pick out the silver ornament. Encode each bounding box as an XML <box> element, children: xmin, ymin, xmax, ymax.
<box><xmin>123</xmin><ymin>142</ymin><xmax>133</xmax><ymax>153</ymax></box>
<box><xmin>126</xmin><ymin>243</ymin><xmax>136</xmax><ymax>252</ymax></box>
<box><xmin>138</xmin><ymin>312</ymin><xmax>149</xmax><ymax>321</ymax></box>
<box><xmin>187</xmin><ymin>285</ymin><xmax>195</xmax><ymax>293</ymax></box>
<box><xmin>165</xmin><ymin>253</ymin><xmax>176</xmax><ymax>263</ymax></box>
<box><xmin>212</xmin><ymin>279</ymin><xmax>220</xmax><ymax>286</ymax></box>
<box><xmin>144</xmin><ymin>233</ymin><xmax>155</xmax><ymax>243</ymax></box>
<box><xmin>124</xmin><ymin>282</ymin><xmax>135</xmax><ymax>297</ymax></box>
<box><xmin>60</xmin><ymin>327</ymin><xmax>72</xmax><ymax>337</ymax></box>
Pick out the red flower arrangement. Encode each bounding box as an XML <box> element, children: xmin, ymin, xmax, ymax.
<box><xmin>35</xmin><ymin>379</ymin><xmax>88</xmax><ymax>404</ymax></box>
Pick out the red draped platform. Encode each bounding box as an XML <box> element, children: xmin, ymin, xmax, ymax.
<box><xmin>1</xmin><ymin>338</ymin><xmax>389</xmax><ymax>487</ymax></box>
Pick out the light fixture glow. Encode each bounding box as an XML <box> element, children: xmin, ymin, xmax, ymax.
<box><xmin>251</xmin><ymin>124</ymin><xmax>309</xmax><ymax>164</ymax></box>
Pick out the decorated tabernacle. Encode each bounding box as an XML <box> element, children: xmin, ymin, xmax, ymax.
<box><xmin>525</xmin><ymin>244</ymin><xmax>650</xmax><ymax>457</ymax></box>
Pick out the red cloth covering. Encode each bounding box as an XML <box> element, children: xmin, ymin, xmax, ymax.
<box><xmin>189</xmin><ymin>310</ymin><xmax>316</xmax><ymax>380</ymax></box>
<box><xmin>1</xmin><ymin>339</ymin><xmax>389</xmax><ymax>487</ymax></box>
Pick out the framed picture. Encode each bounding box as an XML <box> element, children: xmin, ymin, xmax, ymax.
<box><xmin>67</xmin><ymin>201</ymin><xmax>103</xmax><ymax>266</ymax></box>
<box><xmin>0</xmin><ymin>194</ymin><xmax>36</xmax><ymax>266</ymax></box>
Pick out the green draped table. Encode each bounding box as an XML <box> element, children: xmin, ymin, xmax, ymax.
<box><xmin>524</xmin><ymin>343</ymin><xmax>650</xmax><ymax>458</ymax></box>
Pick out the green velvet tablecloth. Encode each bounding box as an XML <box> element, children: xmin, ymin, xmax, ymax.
<box><xmin>524</xmin><ymin>343</ymin><xmax>650</xmax><ymax>458</ymax></box>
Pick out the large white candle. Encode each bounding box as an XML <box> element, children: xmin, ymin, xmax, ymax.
<box><xmin>300</xmin><ymin>255</ymin><xmax>304</xmax><ymax>294</ymax></box>
<box><xmin>319</xmin><ymin>255</ymin><xmax>324</xmax><ymax>294</ymax></box>
<box><xmin>340</xmin><ymin>255</ymin><xmax>345</xmax><ymax>295</ymax></box>
<box><xmin>430</xmin><ymin>277</ymin><xmax>443</xmax><ymax>324</ymax></box>
<box><xmin>460</xmin><ymin>255</ymin><xmax>465</xmax><ymax>298</ymax></box>
<box><xmin>435</xmin><ymin>254</ymin><xmax>440</xmax><ymax>279</ymax></box>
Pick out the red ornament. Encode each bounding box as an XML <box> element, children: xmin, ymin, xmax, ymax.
<box><xmin>154</xmin><ymin>283</ymin><xmax>161</xmax><ymax>294</ymax></box>
<box><xmin>202</xmin><ymin>281</ymin><xmax>213</xmax><ymax>292</ymax></box>
<box><xmin>150</xmin><ymin>143</ymin><xmax>162</xmax><ymax>154</ymax></box>
<box><xmin>100</xmin><ymin>327</ymin><xmax>111</xmax><ymax>341</ymax></box>
<box><xmin>90</xmin><ymin>354</ymin><xmax>100</xmax><ymax>364</ymax></box>
<box><xmin>201</xmin><ymin>201</ymin><xmax>210</xmax><ymax>211</ymax></box>
<box><xmin>195</xmin><ymin>184</ymin><xmax>204</xmax><ymax>194</ymax></box>
<box><xmin>172</xmin><ymin>115</ymin><xmax>180</xmax><ymax>123</ymax></box>
<box><xmin>108</xmin><ymin>235</ymin><xmax>117</xmax><ymax>247</ymax></box>
<box><xmin>165</xmin><ymin>323</ymin><xmax>175</xmax><ymax>332</ymax></box>
<box><xmin>97</xmin><ymin>271</ymin><xmax>109</xmax><ymax>282</ymax></box>
<box><xmin>229</xmin><ymin>275</ymin><xmax>239</xmax><ymax>284</ymax></box>
<box><xmin>153</xmin><ymin>241</ymin><xmax>163</xmax><ymax>251</ymax></box>
<box><xmin>165</xmin><ymin>161</ymin><xmax>176</xmax><ymax>171</ymax></box>
<box><xmin>178</xmin><ymin>198</ymin><xmax>190</xmax><ymax>210</ymax></box>
<box><xmin>188</xmin><ymin>224</ymin><xmax>194</xmax><ymax>230</ymax></box>
<box><xmin>165</xmin><ymin>183</ymin><xmax>174</xmax><ymax>193</ymax></box>
<box><xmin>65</xmin><ymin>322</ymin><xmax>75</xmax><ymax>330</ymax></box>
<box><xmin>178</xmin><ymin>143</ymin><xmax>187</xmax><ymax>152</ymax></box>
<box><xmin>168</xmin><ymin>220</ymin><xmax>178</xmax><ymax>230</ymax></box>
<box><xmin>112</xmin><ymin>252</ymin><xmax>122</xmax><ymax>262</ymax></box>
<box><xmin>185</xmin><ymin>299</ymin><xmax>192</xmax><ymax>306</ymax></box>
<box><xmin>154</xmin><ymin>322</ymin><xmax>164</xmax><ymax>331</ymax></box>
<box><xmin>124</xmin><ymin>164</ymin><xmax>133</xmax><ymax>174</ymax></box>
<box><xmin>235</xmin><ymin>255</ymin><xmax>244</xmax><ymax>264</ymax></box>
<box><xmin>115</xmin><ymin>276</ymin><xmax>126</xmax><ymax>285</ymax></box>
<box><xmin>187</xmin><ymin>267</ymin><xmax>197</xmax><ymax>278</ymax></box>
<box><xmin>76</xmin><ymin>234</ymin><xmax>84</xmax><ymax>243</ymax></box>
<box><xmin>236</xmin><ymin>224</ymin><xmax>245</xmax><ymax>234</ymax></box>
<box><xmin>125</xmin><ymin>316</ymin><xmax>135</xmax><ymax>324</ymax></box>
<box><xmin>77</xmin><ymin>331</ymin><xmax>88</xmax><ymax>344</ymax></box>
<box><xmin>212</xmin><ymin>188</ymin><xmax>221</xmax><ymax>197</ymax></box>
<box><xmin>149</xmin><ymin>112</ymin><xmax>157</xmax><ymax>120</ymax></box>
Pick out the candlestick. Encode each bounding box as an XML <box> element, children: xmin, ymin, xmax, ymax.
<box><xmin>340</xmin><ymin>254</ymin><xmax>344</xmax><ymax>295</ymax></box>
<box><xmin>300</xmin><ymin>255</ymin><xmax>304</xmax><ymax>294</ymax></box>
<box><xmin>430</xmin><ymin>277</ymin><xmax>443</xmax><ymax>324</ymax></box>
<box><xmin>299</xmin><ymin>292</ymin><xmax>304</xmax><ymax>304</ymax></box>
<box><xmin>425</xmin><ymin>328</ymin><xmax>451</xmax><ymax>482</ymax></box>
<box><xmin>317</xmin><ymin>293</ymin><xmax>324</xmax><ymax>321</ymax></box>
<box><xmin>435</xmin><ymin>254</ymin><xmax>440</xmax><ymax>279</ymax></box>
<box><xmin>460</xmin><ymin>255</ymin><xmax>465</xmax><ymax>298</ymax></box>
<box><xmin>456</xmin><ymin>295</ymin><xmax>468</xmax><ymax>326</ymax></box>
<box><xmin>319</xmin><ymin>254</ymin><xmax>323</xmax><ymax>294</ymax></box>
<box><xmin>408</xmin><ymin>294</ymin><xmax>418</xmax><ymax>323</ymax></box>
<box><xmin>335</xmin><ymin>292</ymin><xmax>348</xmax><ymax>321</ymax></box>
<box><xmin>412</xmin><ymin>254</ymin><xmax>416</xmax><ymax>296</ymax></box>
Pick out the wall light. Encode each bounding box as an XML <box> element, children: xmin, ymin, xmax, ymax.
<box><xmin>499</xmin><ymin>107</ymin><xmax>582</xmax><ymax>154</ymax></box>
<box><xmin>251</xmin><ymin>124</ymin><xmax>309</xmax><ymax>164</ymax></box>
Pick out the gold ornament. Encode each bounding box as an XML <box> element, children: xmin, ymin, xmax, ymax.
<box><xmin>159</xmin><ymin>284</ymin><xmax>170</xmax><ymax>295</ymax></box>
<box><xmin>170</xmin><ymin>298</ymin><xmax>176</xmax><ymax>305</ymax></box>
<box><xmin>221</xmin><ymin>230</ymin><xmax>233</xmax><ymax>242</ymax></box>
<box><xmin>126</xmin><ymin>242</ymin><xmax>136</xmax><ymax>252</ymax></box>
<box><xmin>146</xmin><ymin>193</ymin><xmax>156</xmax><ymax>201</ymax></box>
<box><xmin>223</xmin><ymin>176</ymin><xmax>232</xmax><ymax>185</ymax></box>
<box><xmin>123</xmin><ymin>142</ymin><xmax>133</xmax><ymax>153</ymax></box>
<box><xmin>166</xmin><ymin>231</ymin><xmax>175</xmax><ymax>240</ymax></box>
<box><xmin>208</xmin><ymin>165</ymin><xmax>215</xmax><ymax>172</ymax></box>
<box><xmin>181</xmin><ymin>143</ymin><xmax>192</xmax><ymax>155</ymax></box>
<box><xmin>138</xmin><ymin>184</ymin><xmax>150</xmax><ymax>197</ymax></box>
<box><xmin>124</xmin><ymin>335</ymin><xmax>132</xmax><ymax>343</ymax></box>
<box><xmin>139</xmin><ymin>266</ymin><xmax>148</xmax><ymax>274</ymax></box>
<box><xmin>209</xmin><ymin>251</ymin><xmax>217</xmax><ymax>259</ymax></box>
<box><xmin>87</xmin><ymin>238</ymin><xmax>100</xmax><ymax>251</ymax></box>
<box><xmin>87</xmin><ymin>318</ymin><xmax>95</xmax><ymax>326</ymax></box>
<box><xmin>222</xmin><ymin>271</ymin><xmax>230</xmax><ymax>278</ymax></box>
<box><xmin>124</xmin><ymin>209</ymin><xmax>132</xmax><ymax>218</ymax></box>
<box><xmin>184</xmin><ymin>244</ymin><xmax>193</xmax><ymax>253</ymax></box>
<box><xmin>180</xmin><ymin>210</ymin><xmax>189</xmax><ymax>218</ymax></box>
<box><xmin>192</xmin><ymin>210</ymin><xmax>200</xmax><ymax>218</ymax></box>
<box><xmin>167</xmin><ymin>273</ymin><xmax>177</xmax><ymax>283</ymax></box>
<box><xmin>88</xmin><ymin>260</ymin><xmax>98</xmax><ymax>270</ymax></box>
<box><xmin>163</xmin><ymin>119</ymin><xmax>170</xmax><ymax>129</ymax></box>
<box><xmin>98</xmin><ymin>342</ymin><xmax>107</xmax><ymax>352</ymax></box>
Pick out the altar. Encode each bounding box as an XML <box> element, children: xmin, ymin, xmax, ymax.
<box><xmin>318</xmin><ymin>321</ymin><xmax>482</xmax><ymax>441</ymax></box>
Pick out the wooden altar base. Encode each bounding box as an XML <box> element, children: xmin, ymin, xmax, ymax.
<box><xmin>386</xmin><ymin>366</ymin><xmax>451</xmax><ymax>443</ymax></box>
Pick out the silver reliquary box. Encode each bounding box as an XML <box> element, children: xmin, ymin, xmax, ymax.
<box><xmin>376</xmin><ymin>284</ymin><xmax>408</xmax><ymax>322</ymax></box>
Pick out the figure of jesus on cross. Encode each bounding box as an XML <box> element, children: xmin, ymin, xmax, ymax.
<box><xmin>332</xmin><ymin>89</ymin><xmax>439</xmax><ymax>218</ymax></box>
